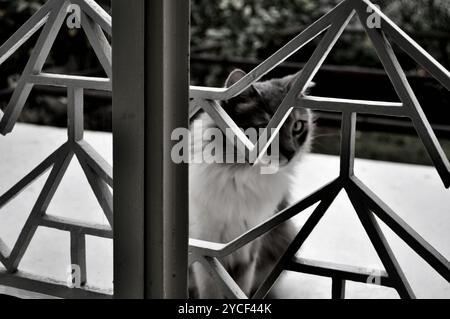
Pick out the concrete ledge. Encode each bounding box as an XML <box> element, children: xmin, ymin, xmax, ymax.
<box><xmin>0</xmin><ymin>124</ymin><xmax>448</xmax><ymax>298</ymax></box>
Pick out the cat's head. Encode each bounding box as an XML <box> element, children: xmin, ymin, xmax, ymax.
<box><xmin>223</xmin><ymin>69</ymin><xmax>315</xmax><ymax>167</ymax></box>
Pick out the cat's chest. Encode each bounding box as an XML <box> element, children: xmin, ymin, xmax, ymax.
<box><xmin>189</xmin><ymin>164</ymin><xmax>289</xmax><ymax>243</ymax></box>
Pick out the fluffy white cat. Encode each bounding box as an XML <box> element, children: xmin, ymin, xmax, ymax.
<box><xmin>189</xmin><ymin>69</ymin><xmax>315</xmax><ymax>298</ymax></box>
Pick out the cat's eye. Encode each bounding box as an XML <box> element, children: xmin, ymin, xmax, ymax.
<box><xmin>293</xmin><ymin>120</ymin><xmax>305</xmax><ymax>134</ymax></box>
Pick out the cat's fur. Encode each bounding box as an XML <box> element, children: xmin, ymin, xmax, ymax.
<box><xmin>189</xmin><ymin>70</ymin><xmax>315</xmax><ymax>298</ymax></box>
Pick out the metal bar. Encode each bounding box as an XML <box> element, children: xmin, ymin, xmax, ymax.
<box><xmin>112</xmin><ymin>0</ymin><xmax>146</xmax><ymax>299</ymax></box>
<box><xmin>74</xmin><ymin>140</ymin><xmax>113</xmax><ymax>188</ymax></box>
<box><xmin>67</xmin><ymin>87</ymin><xmax>84</xmax><ymax>142</ymax></box>
<box><xmin>0</xmin><ymin>144</ymin><xmax>66</xmax><ymax>208</ymax></box>
<box><xmin>189</xmin><ymin>100</ymin><xmax>202</xmax><ymax>120</ymax></box>
<box><xmin>331</xmin><ymin>278</ymin><xmax>346</xmax><ymax>299</ymax></box>
<box><xmin>0</xmin><ymin>271</ymin><xmax>111</xmax><ymax>299</ymax></box>
<box><xmin>199</xmin><ymin>99</ymin><xmax>255</xmax><ymax>151</ymax></box>
<box><xmin>287</xmin><ymin>257</ymin><xmax>392</xmax><ymax>287</ymax></box>
<box><xmin>200</xmin><ymin>257</ymin><xmax>248</xmax><ymax>299</ymax></box>
<box><xmin>0</xmin><ymin>0</ymin><xmax>58</xmax><ymax>65</ymax></box>
<box><xmin>340</xmin><ymin>112</ymin><xmax>356</xmax><ymax>178</ymax></box>
<box><xmin>346</xmin><ymin>190</ymin><xmax>415</xmax><ymax>299</ymax></box>
<box><xmin>70</xmin><ymin>232</ymin><xmax>87</xmax><ymax>287</ymax></box>
<box><xmin>28</xmin><ymin>73</ymin><xmax>112</xmax><ymax>91</ymax></box>
<box><xmin>77</xmin><ymin>155</ymin><xmax>113</xmax><ymax>227</ymax></box>
<box><xmin>113</xmin><ymin>0</ymin><xmax>190</xmax><ymax>299</ymax></box>
<box><xmin>0</xmin><ymin>1</ymin><xmax>70</xmax><ymax>135</ymax></box>
<box><xmin>361</xmin><ymin>0</ymin><xmax>450</xmax><ymax>91</ymax></box>
<box><xmin>144</xmin><ymin>0</ymin><xmax>190</xmax><ymax>299</ymax></box>
<box><xmin>350</xmin><ymin>176</ymin><xmax>450</xmax><ymax>281</ymax></box>
<box><xmin>80</xmin><ymin>12</ymin><xmax>112</xmax><ymax>78</ymax></box>
<box><xmin>7</xmin><ymin>149</ymin><xmax>74</xmax><ymax>271</ymax></box>
<box><xmin>252</xmin><ymin>182</ymin><xmax>342</xmax><ymax>299</ymax></box>
<box><xmin>188</xmin><ymin>239</ymin><xmax>227</xmax><ymax>262</ymax></box>
<box><xmin>296</xmin><ymin>96</ymin><xmax>405</xmax><ymax>117</ymax></box>
<box><xmin>189</xmin><ymin>0</ymin><xmax>349</xmax><ymax>100</ymax></box>
<box><xmin>0</xmin><ymin>239</ymin><xmax>9</xmax><ymax>266</ymax></box>
<box><xmin>39</xmin><ymin>215</ymin><xmax>112</xmax><ymax>238</ymax></box>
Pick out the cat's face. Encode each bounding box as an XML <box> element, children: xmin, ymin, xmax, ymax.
<box><xmin>223</xmin><ymin>69</ymin><xmax>314</xmax><ymax>166</ymax></box>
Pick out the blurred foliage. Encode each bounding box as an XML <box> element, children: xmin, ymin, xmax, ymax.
<box><xmin>384</xmin><ymin>0</ymin><xmax>450</xmax><ymax>33</ymax></box>
<box><xmin>191</xmin><ymin>0</ymin><xmax>340</xmax><ymax>58</ymax></box>
<box><xmin>0</xmin><ymin>0</ymin><xmax>111</xmax><ymax>88</ymax></box>
<box><xmin>191</xmin><ymin>0</ymin><xmax>450</xmax><ymax>85</ymax></box>
<box><xmin>0</xmin><ymin>0</ymin><xmax>448</xmax><ymax>85</ymax></box>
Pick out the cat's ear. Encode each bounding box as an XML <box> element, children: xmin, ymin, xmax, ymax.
<box><xmin>225</xmin><ymin>69</ymin><xmax>246</xmax><ymax>88</ymax></box>
<box><xmin>283</xmin><ymin>72</ymin><xmax>316</xmax><ymax>95</ymax></box>
<box><xmin>224</xmin><ymin>69</ymin><xmax>258</xmax><ymax>100</ymax></box>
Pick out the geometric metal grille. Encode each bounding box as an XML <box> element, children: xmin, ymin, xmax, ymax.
<box><xmin>0</xmin><ymin>0</ymin><xmax>448</xmax><ymax>299</ymax></box>
<box><xmin>0</xmin><ymin>0</ymin><xmax>112</xmax><ymax>298</ymax></box>
<box><xmin>189</xmin><ymin>0</ymin><xmax>450</xmax><ymax>299</ymax></box>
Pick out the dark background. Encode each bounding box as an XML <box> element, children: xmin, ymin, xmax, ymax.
<box><xmin>0</xmin><ymin>0</ymin><xmax>449</xmax><ymax>165</ymax></box>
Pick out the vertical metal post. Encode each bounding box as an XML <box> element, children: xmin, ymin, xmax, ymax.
<box><xmin>113</xmin><ymin>0</ymin><xmax>190</xmax><ymax>299</ymax></box>
<box><xmin>331</xmin><ymin>278</ymin><xmax>346</xmax><ymax>299</ymax></box>
<box><xmin>340</xmin><ymin>112</ymin><xmax>356</xmax><ymax>178</ymax></box>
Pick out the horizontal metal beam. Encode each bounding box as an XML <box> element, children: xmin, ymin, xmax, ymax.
<box><xmin>297</xmin><ymin>96</ymin><xmax>406</xmax><ymax>117</ymax></box>
<box><xmin>28</xmin><ymin>73</ymin><xmax>111</xmax><ymax>91</ymax></box>
<box><xmin>0</xmin><ymin>271</ymin><xmax>111</xmax><ymax>299</ymax></box>
<box><xmin>287</xmin><ymin>257</ymin><xmax>392</xmax><ymax>287</ymax></box>
<box><xmin>39</xmin><ymin>215</ymin><xmax>113</xmax><ymax>239</ymax></box>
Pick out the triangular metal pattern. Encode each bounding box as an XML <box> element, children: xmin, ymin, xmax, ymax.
<box><xmin>80</xmin><ymin>11</ymin><xmax>112</xmax><ymax>78</ymax></box>
<box><xmin>0</xmin><ymin>1</ymin><xmax>69</xmax><ymax>135</ymax></box>
<box><xmin>0</xmin><ymin>0</ymin><xmax>448</xmax><ymax>299</ymax></box>
<box><xmin>0</xmin><ymin>0</ymin><xmax>113</xmax><ymax>287</ymax></box>
<box><xmin>76</xmin><ymin>151</ymin><xmax>113</xmax><ymax>227</ymax></box>
<box><xmin>189</xmin><ymin>0</ymin><xmax>450</xmax><ymax>299</ymax></box>
<box><xmin>0</xmin><ymin>0</ymin><xmax>112</xmax><ymax>135</ymax></box>
<box><xmin>7</xmin><ymin>148</ymin><xmax>74</xmax><ymax>271</ymax></box>
<box><xmin>191</xmin><ymin>0</ymin><xmax>450</xmax><ymax>188</ymax></box>
<box><xmin>346</xmin><ymin>188</ymin><xmax>415</xmax><ymax>298</ymax></box>
<box><xmin>353</xmin><ymin>0</ymin><xmax>450</xmax><ymax>188</ymax></box>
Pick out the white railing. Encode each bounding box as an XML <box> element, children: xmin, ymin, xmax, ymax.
<box><xmin>188</xmin><ymin>0</ymin><xmax>450</xmax><ymax>299</ymax></box>
<box><xmin>0</xmin><ymin>0</ymin><xmax>448</xmax><ymax>299</ymax></box>
<box><xmin>0</xmin><ymin>0</ymin><xmax>112</xmax><ymax>298</ymax></box>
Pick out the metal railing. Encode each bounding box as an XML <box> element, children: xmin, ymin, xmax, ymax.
<box><xmin>0</xmin><ymin>0</ymin><xmax>448</xmax><ymax>299</ymax></box>
<box><xmin>188</xmin><ymin>0</ymin><xmax>450</xmax><ymax>299</ymax></box>
<box><xmin>0</xmin><ymin>0</ymin><xmax>112</xmax><ymax>298</ymax></box>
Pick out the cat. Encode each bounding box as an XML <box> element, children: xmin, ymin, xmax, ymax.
<box><xmin>189</xmin><ymin>69</ymin><xmax>315</xmax><ymax>298</ymax></box>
